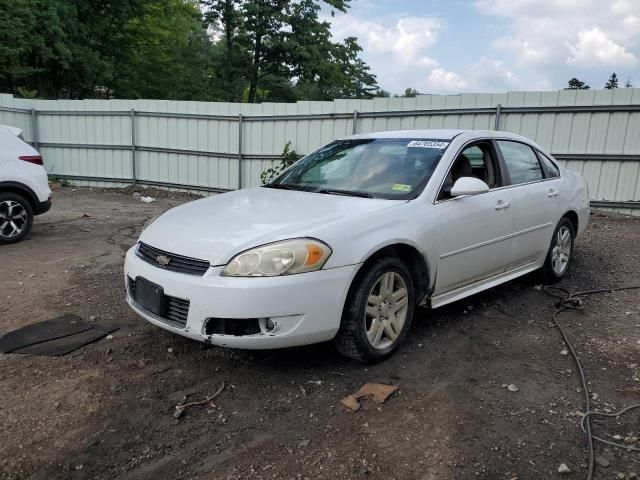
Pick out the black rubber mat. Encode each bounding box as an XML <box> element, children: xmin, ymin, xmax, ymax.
<box><xmin>0</xmin><ymin>314</ymin><xmax>117</xmax><ymax>356</ymax></box>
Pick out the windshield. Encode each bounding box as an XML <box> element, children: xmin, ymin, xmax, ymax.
<box><xmin>267</xmin><ymin>138</ymin><xmax>450</xmax><ymax>199</ymax></box>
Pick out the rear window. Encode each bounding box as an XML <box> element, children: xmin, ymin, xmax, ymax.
<box><xmin>537</xmin><ymin>151</ymin><xmax>560</xmax><ymax>178</ymax></box>
<box><xmin>497</xmin><ymin>140</ymin><xmax>543</xmax><ymax>185</ymax></box>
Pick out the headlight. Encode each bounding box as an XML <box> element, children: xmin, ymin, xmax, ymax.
<box><xmin>142</xmin><ymin>213</ymin><xmax>162</xmax><ymax>232</ymax></box>
<box><xmin>222</xmin><ymin>238</ymin><xmax>332</xmax><ymax>277</ymax></box>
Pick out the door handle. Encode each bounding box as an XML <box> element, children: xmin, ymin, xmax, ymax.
<box><xmin>547</xmin><ymin>189</ymin><xmax>560</xmax><ymax>198</ymax></box>
<box><xmin>495</xmin><ymin>200</ymin><xmax>510</xmax><ymax>210</ymax></box>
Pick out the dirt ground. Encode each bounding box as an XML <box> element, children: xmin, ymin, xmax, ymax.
<box><xmin>1</xmin><ymin>187</ymin><xmax>639</xmax><ymax>480</ymax></box>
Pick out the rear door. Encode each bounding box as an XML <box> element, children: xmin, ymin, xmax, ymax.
<box><xmin>495</xmin><ymin>140</ymin><xmax>560</xmax><ymax>268</ymax></box>
<box><xmin>432</xmin><ymin>141</ymin><xmax>515</xmax><ymax>295</ymax></box>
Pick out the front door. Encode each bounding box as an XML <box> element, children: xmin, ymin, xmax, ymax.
<box><xmin>432</xmin><ymin>141</ymin><xmax>515</xmax><ymax>295</ymax></box>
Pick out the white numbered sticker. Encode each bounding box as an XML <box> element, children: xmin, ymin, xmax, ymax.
<box><xmin>407</xmin><ymin>140</ymin><xmax>449</xmax><ymax>149</ymax></box>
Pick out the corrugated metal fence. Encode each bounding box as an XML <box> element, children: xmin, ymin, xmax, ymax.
<box><xmin>1</xmin><ymin>90</ymin><xmax>639</xmax><ymax>214</ymax></box>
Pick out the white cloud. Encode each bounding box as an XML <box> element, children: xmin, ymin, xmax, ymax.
<box><xmin>425</xmin><ymin>68</ymin><xmax>468</xmax><ymax>91</ymax></box>
<box><xmin>567</xmin><ymin>28</ymin><xmax>637</xmax><ymax>67</ymax></box>
<box><xmin>328</xmin><ymin>13</ymin><xmax>445</xmax><ymax>92</ymax></box>
<box><xmin>469</xmin><ymin>57</ymin><xmax>519</xmax><ymax>90</ymax></box>
<box><xmin>476</xmin><ymin>0</ymin><xmax>640</xmax><ymax>69</ymax></box>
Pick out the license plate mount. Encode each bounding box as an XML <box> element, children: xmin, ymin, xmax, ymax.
<box><xmin>135</xmin><ymin>277</ymin><xmax>168</xmax><ymax>316</ymax></box>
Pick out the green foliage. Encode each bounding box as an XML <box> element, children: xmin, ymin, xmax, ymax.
<box><xmin>604</xmin><ymin>73</ymin><xmax>619</xmax><ymax>89</ymax></box>
<box><xmin>565</xmin><ymin>78</ymin><xmax>590</xmax><ymax>90</ymax></box>
<box><xmin>15</xmin><ymin>87</ymin><xmax>38</xmax><ymax>98</ymax></box>
<box><xmin>0</xmin><ymin>0</ymin><xmax>378</xmax><ymax>103</ymax></box>
<box><xmin>398</xmin><ymin>88</ymin><xmax>422</xmax><ymax>97</ymax></box>
<box><xmin>260</xmin><ymin>141</ymin><xmax>299</xmax><ymax>185</ymax></box>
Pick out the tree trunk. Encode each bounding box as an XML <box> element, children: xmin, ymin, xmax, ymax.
<box><xmin>248</xmin><ymin>34</ymin><xmax>261</xmax><ymax>103</ymax></box>
<box><xmin>224</xmin><ymin>0</ymin><xmax>233</xmax><ymax>58</ymax></box>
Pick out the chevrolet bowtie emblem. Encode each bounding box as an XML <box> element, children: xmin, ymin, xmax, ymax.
<box><xmin>156</xmin><ymin>255</ymin><xmax>171</xmax><ymax>266</ymax></box>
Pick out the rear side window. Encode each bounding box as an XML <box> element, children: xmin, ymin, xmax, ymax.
<box><xmin>497</xmin><ymin>140</ymin><xmax>543</xmax><ymax>185</ymax></box>
<box><xmin>537</xmin><ymin>151</ymin><xmax>560</xmax><ymax>178</ymax></box>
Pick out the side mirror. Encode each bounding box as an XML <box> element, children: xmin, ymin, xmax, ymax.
<box><xmin>451</xmin><ymin>177</ymin><xmax>490</xmax><ymax>197</ymax></box>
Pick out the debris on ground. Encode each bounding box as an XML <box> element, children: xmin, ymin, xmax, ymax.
<box><xmin>595</xmin><ymin>455</ymin><xmax>610</xmax><ymax>467</ymax></box>
<box><xmin>557</xmin><ymin>463</ymin><xmax>571</xmax><ymax>474</ymax></box>
<box><xmin>340</xmin><ymin>383</ymin><xmax>398</xmax><ymax>413</ymax></box>
<box><xmin>507</xmin><ymin>384</ymin><xmax>519</xmax><ymax>392</ymax></box>
<box><xmin>139</xmin><ymin>196</ymin><xmax>155</xmax><ymax>203</ymax></box>
<box><xmin>173</xmin><ymin>382</ymin><xmax>225</xmax><ymax>419</ymax></box>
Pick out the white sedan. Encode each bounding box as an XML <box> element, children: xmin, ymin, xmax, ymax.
<box><xmin>124</xmin><ymin>129</ymin><xmax>589</xmax><ymax>362</ymax></box>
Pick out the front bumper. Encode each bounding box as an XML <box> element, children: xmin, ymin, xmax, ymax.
<box><xmin>124</xmin><ymin>246</ymin><xmax>359</xmax><ymax>349</ymax></box>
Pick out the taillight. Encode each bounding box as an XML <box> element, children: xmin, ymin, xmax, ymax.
<box><xmin>19</xmin><ymin>155</ymin><xmax>43</xmax><ymax>165</ymax></box>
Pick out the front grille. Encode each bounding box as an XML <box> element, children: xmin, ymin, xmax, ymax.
<box><xmin>128</xmin><ymin>277</ymin><xmax>190</xmax><ymax>327</ymax></box>
<box><xmin>136</xmin><ymin>242</ymin><xmax>210</xmax><ymax>276</ymax></box>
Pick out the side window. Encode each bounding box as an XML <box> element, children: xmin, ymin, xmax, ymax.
<box><xmin>497</xmin><ymin>141</ymin><xmax>543</xmax><ymax>185</ymax></box>
<box><xmin>438</xmin><ymin>142</ymin><xmax>499</xmax><ymax>200</ymax></box>
<box><xmin>536</xmin><ymin>151</ymin><xmax>560</xmax><ymax>178</ymax></box>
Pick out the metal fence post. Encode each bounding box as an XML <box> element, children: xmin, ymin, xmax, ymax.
<box><xmin>352</xmin><ymin>110</ymin><xmax>358</xmax><ymax>134</ymax></box>
<box><xmin>30</xmin><ymin>109</ymin><xmax>39</xmax><ymax>150</ymax></box>
<box><xmin>494</xmin><ymin>104</ymin><xmax>502</xmax><ymax>130</ymax></box>
<box><xmin>238</xmin><ymin>113</ymin><xmax>243</xmax><ymax>190</ymax></box>
<box><xmin>130</xmin><ymin>108</ymin><xmax>137</xmax><ymax>184</ymax></box>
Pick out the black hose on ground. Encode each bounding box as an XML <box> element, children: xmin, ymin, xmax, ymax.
<box><xmin>544</xmin><ymin>285</ymin><xmax>640</xmax><ymax>480</ymax></box>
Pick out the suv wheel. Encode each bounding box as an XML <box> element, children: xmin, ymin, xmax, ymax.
<box><xmin>0</xmin><ymin>192</ymin><xmax>34</xmax><ymax>244</ymax></box>
<box><xmin>334</xmin><ymin>257</ymin><xmax>415</xmax><ymax>363</ymax></box>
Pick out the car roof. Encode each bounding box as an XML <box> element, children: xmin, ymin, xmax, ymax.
<box><xmin>344</xmin><ymin>129</ymin><xmax>536</xmax><ymax>144</ymax></box>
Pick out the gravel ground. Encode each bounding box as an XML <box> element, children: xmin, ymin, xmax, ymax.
<box><xmin>0</xmin><ymin>187</ymin><xmax>639</xmax><ymax>480</ymax></box>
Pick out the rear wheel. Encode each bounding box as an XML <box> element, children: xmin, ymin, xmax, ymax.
<box><xmin>334</xmin><ymin>257</ymin><xmax>415</xmax><ymax>363</ymax></box>
<box><xmin>542</xmin><ymin>217</ymin><xmax>575</xmax><ymax>284</ymax></box>
<box><xmin>0</xmin><ymin>192</ymin><xmax>33</xmax><ymax>244</ymax></box>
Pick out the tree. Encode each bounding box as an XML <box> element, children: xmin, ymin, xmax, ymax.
<box><xmin>625</xmin><ymin>79</ymin><xmax>633</xmax><ymax>88</ymax></box>
<box><xmin>372</xmin><ymin>89</ymin><xmax>390</xmax><ymax>97</ymax></box>
<box><xmin>1</xmin><ymin>0</ymin><xmax>379</xmax><ymax>102</ymax></box>
<box><xmin>202</xmin><ymin>0</ymin><xmax>248</xmax><ymax>101</ymax></box>
<box><xmin>0</xmin><ymin>0</ymin><xmax>217</xmax><ymax>99</ymax></box>
<box><xmin>565</xmin><ymin>78</ymin><xmax>590</xmax><ymax>90</ymax></box>
<box><xmin>202</xmin><ymin>0</ymin><xmax>378</xmax><ymax>103</ymax></box>
<box><xmin>604</xmin><ymin>72</ymin><xmax>618</xmax><ymax>89</ymax></box>
<box><xmin>111</xmin><ymin>0</ymin><xmax>215</xmax><ymax>100</ymax></box>
<box><xmin>400</xmin><ymin>88</ymin><xmax>422</xmax><ymax>97</ymax></box>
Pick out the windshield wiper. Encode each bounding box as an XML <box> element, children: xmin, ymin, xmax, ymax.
<box><xmin>314</xmin><ymin>188</ymin><xmax>374</xmax><ymax>198</ymax></box>
<box><xmin>263</xmin><ymin>183</ymin><xmax>303</xmax><ymax>191</ymax></box>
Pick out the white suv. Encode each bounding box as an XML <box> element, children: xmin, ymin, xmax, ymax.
<box><xmin>0</xmin><ymin>124</ymin><xmax>51</xmax><ymax>244</ymax></box>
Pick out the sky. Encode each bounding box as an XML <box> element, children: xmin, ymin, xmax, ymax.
<box><xmin>326</xmin><ymin>0</ymin><xmax>640</xmax><ymax>94</ymax></box>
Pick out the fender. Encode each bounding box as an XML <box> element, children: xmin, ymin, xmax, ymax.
<box><xmin>0</xmin><ymin>180</ymin><xmax>39</xmax><ymax>210</ymax></box>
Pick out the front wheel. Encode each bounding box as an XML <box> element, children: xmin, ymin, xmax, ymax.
<box><xmin>334</xmin><ymin>257</ymin><xmax>415</xmax><ymax>363</ymax></box>
<box><xmin>542</xmin><ymin>217</ymin><xmax>575</xmax><ymax>284</ymax></box>
<box><xmin>0</xmin><ymin>193</ymin><xmax>34</xmax><ymax>244</ymax></box>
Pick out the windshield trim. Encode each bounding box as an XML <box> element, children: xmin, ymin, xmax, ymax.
<box><xmin>266</xmin><ymin>138</ymin><xmax>452</xmax><ymax>200</ymax></box>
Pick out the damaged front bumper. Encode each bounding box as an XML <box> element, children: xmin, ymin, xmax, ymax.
<box><xmin>123</xmin><ymin>246</ymin><xmax>358</xmax><ymax>349</ymax></box>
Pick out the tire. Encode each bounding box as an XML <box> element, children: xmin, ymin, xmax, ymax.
<box><xmin>542</xmin><ymin>217</ymin><xmax>575</xmax><ymax>284</ymax></box>
<box><xmin>0</xmin><ymin>192</ymin><xmax>34</xmax><ymax>244</ymax></box>
<box><xmin>334</xmin><ymin>257</ymin><xmax>415</xmax><ymax>363</ymax></box>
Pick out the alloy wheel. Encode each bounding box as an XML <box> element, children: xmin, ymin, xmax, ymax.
<box><xmin>0</xmin><ymin>200</ymin><xmax>28</xmax><ymax>239</ymax></box>
<box><xmin>551</xmin><ymin>225</ymin><xmax>571</xmax><ymax>275</ymax></box>
<box><xmin>364</xmin><ymin>271</ymin><xmax>409</xmax><ymax>350</ymax></box>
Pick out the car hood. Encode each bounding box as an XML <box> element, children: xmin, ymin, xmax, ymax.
<box><xmin>140</xmin><ymin>187</ymin><xmax>406</xmax><ymax>265</ymax></box>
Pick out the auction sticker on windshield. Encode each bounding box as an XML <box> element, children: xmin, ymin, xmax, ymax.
<box><xmin>392</xmin><ymin>183</ymin><xmax>412</xmax><ymax>192</ymax></box>
<box><xmin>407</xmin><ymin>140</ymin><xmax>449</xmax><ymax>149</ymax></box>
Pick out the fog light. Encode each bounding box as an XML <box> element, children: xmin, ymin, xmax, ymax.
<box><xmin>259</xmin><ymin>317</ymin><xmax>279</xmax><ymax>335</ymax></box>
